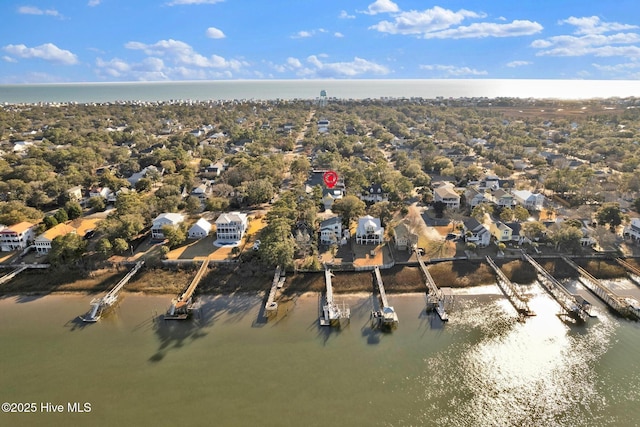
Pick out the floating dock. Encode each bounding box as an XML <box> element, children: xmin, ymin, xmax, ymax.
<box><xmin>165</xmin><ymin>259</ymin><xmax>209</xmax><ymax>320</ymax></box>
<box><xmin>371</xmin><ymin>266</ymin><xmax>398</xmax><ymax>328</ymax></box>
<box><xmin>0</xmin><ymin>265</ymin><xmax>28</xmax><ymax>286</ymax></box>
<box><xmin>80</xmin><ymin>261</ymin><xmax>145</xmax><ymax>322</ymax></box>
<box><xmin>415</xmin><ymin>247</ymin><xmax>450</xmax><ymax>321</ymax></box>
<box><xmin>265</xmin><ymin>265</ymin><xmax>282</xmax><ymax>314</ymax></box>
<box><xmin>486</xmin><ymin>256</ymin><xmax>535</xmax><ymax>317</ymax></box>
<box><xmin>319</xmin><ymin>269</ymin><xmax>350</xmax><ymax>326</ymax></box>
<box><xmin>522</xmin><ymin>253</ymin><xmax>591</xmax><ymax>322</ymax></box>
<box><xmin>561</xmin><ymin>256</ymin><xmax>640</xmax><ymax>320</ymax></box>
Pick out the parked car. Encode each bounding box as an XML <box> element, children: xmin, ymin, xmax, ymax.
<box><xmin>84</xmin><ymin>229</ymin><xmax>96</xmax><ymax>240</ymax></box>
<box><xmin>253</xmin><ymin>240</ymin><xmax>261</xmax><ymax>251</ymax></box>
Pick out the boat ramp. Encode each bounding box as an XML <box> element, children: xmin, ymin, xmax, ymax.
<box><xmin>80</xmin><ymin>261</ymin><xmax>145</xmax><ymax>322</ymax></box>
<box><xmin>486</xmin><ymin>256</ymin><xmax>535</xmax><ymax>317</ymax></box>
<box><xmin>561</xmin><ymin>256</ymin><xmax>640</xmax><ymax>320</ymax></box>
<box><xmin>415</xmin><ymin>247</ymin><xmax>451</xmax><ymax>321</ymax></box>
<box><xmin>165</xmin><ymin>259</ymin><xmax>209</xmax><ymax>320</ymax></box>
<box><xmin>522</xmin><ymin>253</ymin><xmax>591</xmax><ymax>322</ymax></box>
<box><xmin>371</xmin><ymin>266</ymin><xmax>398</xmax><ymax>328</ymax></box>
<box><xmin>319</xmin><ymin>269</ymin><xmax>350</xmax><ymax>326</ymax></box>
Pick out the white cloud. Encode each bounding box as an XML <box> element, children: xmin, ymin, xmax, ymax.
<box><xmin>304</xmin><ymin>55</ymin><xmax>390</xmax><ymax>77</ymax></box>
<box><xmin>370</xmin><ymin>6</ymin><xmax>484</xmax><ymax>35</ymax></box>
<box><xmin>287</xmin><ymin>57</ymin><xmax>302</xmax><ymax>68</ymax></box>
<box><xmin>206</xmin><ymin>27</ymin><xmax>226</xmax><ymax>39</ymax></box>
<box><xmin>292</xmin><ymin>31</ymin><xmax>312</xmax><ymax>39</ymax></box>
<box><xmin>88</xmin><ymin>0</ymin><xmax>102</xmax><ymax>6</ymax></box>
<box><xmin>420</xmin><ymin>64</ymin><xmax>487</xmax><ymax>76</ymax></box>
<box><xmin>124</xmin><ymin>39</ymin><xmax>245</xmax><ymax>71</ymax></box>
<box><xmin>533</xmin><ymin>16</ymin><xmax>640</xmax><ymax>59</ymax></box>
<box><xmin>561</xmin><ymin>16</ymin><xmax>638</xmax><ymax>35</ymax></box>
<box><xmin>423</xmin><ymin>20</ymin><xmax>542</xmax><ymax>39</ymax></box>
<box><xmin>339</xmin><ymin>10</ymin><xmax>355</xmax><ymax>19</ymax></box>
<box><xmin>334</xmin><ymin>32</ymin><xmax>344</xmax><ymax>38</ymax></box>
<box><xmin>3</xmin><ymin>43</ymin><xmax>78</xmax><ymax>64</ymax></box>
<box><xmin>17</xmin><ymin>6</ymin><xmax>61</xmax><ymax>17</ymax></box>
<box><xmin>363</xmin><ymin>0</ymin><xmax>399</xmax><ymax>15</ymax></box>
<box><xmin>166</xmin><ymin>0</ymin><xmax>224</xmax><ymax>5</ymax></box>
<box><xmin>3</xmin><ymin>56</ymin><xmax>18</xmax><ymax>63</ymax></box>
<box><xmin>506</xmin><ymin>60</ymin><xmax>532</xmax><ymax>68</ymax></box>
<box><xmin>592</xmin><ymin>62</ymin><xmax>640</xmax><ymax>73</ymax></box>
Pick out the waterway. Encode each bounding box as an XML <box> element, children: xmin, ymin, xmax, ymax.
<box><xmin>1</xmin><ymin>282</ymin><xmax>639</xmax><ymax>426</ymax></box>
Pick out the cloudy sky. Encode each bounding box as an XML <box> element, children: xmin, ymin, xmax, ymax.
<box><xmin>1</xmin><ymin>0</ymin><xmax>640</xmax><ymax>83</ymax></box>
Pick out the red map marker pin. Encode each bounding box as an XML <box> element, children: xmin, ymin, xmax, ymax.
<box><xmin>323</xmin><ymin>170</ymin><xmax>338</xmax><ymax>189</ymax></box>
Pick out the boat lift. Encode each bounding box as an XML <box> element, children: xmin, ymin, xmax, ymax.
<box><xmin>319</xmin><ymin>268</ymin><xmax>350</xmax><ymax>326</ymax></box>
<box><xmin>486</xmin><ymin>256</ymin><xmax>535</xmax><ymax>317</ymax></box>
<box><xmin>80</xmin><ymin>261</ymin><xmax>145</xmax><ymax>322</ymax></box>
<box><xmin>165</xmin><ymin>259</ymin><xmax>210</xmax><ymax>320</ymax></box>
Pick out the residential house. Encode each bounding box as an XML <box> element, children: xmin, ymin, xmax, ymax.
<box><xmin>319</xmin><ymin>216</ymin><xmax>343</xmax><ymax>246</ymax></box>
<box><xmin>66</xmin><ymin>186</ymin><xmax>84</xmax><ymax>202</ymax></box>
<box><xmin>393</xmin><ymin>221</ymin><xmax>416</xmax><ymax>251</ymax></box>
<box><xmin>490</xmin><ymin>221</ymin><xmax>513</xmax><ymax>243</ymax></box>
<box><xmin>462</xmin><ymin>218</ymin><xmax>490</xmax><ymax>247</ymax></box>
<box><xmin>89</xmin><ymin>186</ymin><xmax>112</xmax><ymax>200</ymax></box>
<box><xmin>322</xmin><ymin>188</ymin><xmax>344</xmax><ymax>211</ymax></box>
<box><xmin>433</xmin><ymin>186</ymin><xmax>460</xmax><ymax>210</ymax></box>
<box><xmin>355</xmin><ymin>215</ymin><xmax>384</xmax><ymax>245</ymax></box>
<box><xmin>0</xmin><ymin>222</ymin><xmax>35</xmax><ymax>251</ymax></box>
<box><xmin>512</xmin><ymin>190</ymin><xmax>545</xmax><ymax>211</ymax></box>
<box><xmin>504</xmin><ymin>222</ymin><xmax>529</xmax><ymax>244</ymax></box>
<box><xmin>624</xmin><ymin>218</ymin><xmax>640</xmax><ymax>241</ymax></box>
<box><xmin>127</xmin><ymin>166</ymin><xmax>160</xmax><ymax>186</ymax></box>
<box><xmin>360</xmin><ymin>183</ymin><xmax>388</xmax><ymax>203</ymax></box>
<box><xmin>493</xmin><ymin>189</ymin><xmax>516</xmax><ymax>208</ymax></box>
<box><xmin>188</xmin><ymin>218</ymin><xmax>212</xmax><ymax>239</ymax></box>
<box><xmin>466</xmin><ymin>188</ymin><xmax>491</xmax><ymax>209</ymax></box>
<box><xmin>151</xmin><ymin>213</ymin><xmax>185</xmax><ymax>240</ymax></box>
<box><xmin>215</xmin><ymin>212</ymin><xmax>248</xmax><ymax>243</ymax></box>
<box><xmin>203</xmin><ymin>161</ymin><xmax>226</xmax><ymax>176</ymax></box>
<box><xmin>190</xmin><ymin>183</ymin><xmax>210</xmax><ymax>201</ymax></box>
<box><xmin>35</xmin><ymin>223</ymin><xmax>76</xmax><ymax>254</ymax></box>
<box><xmin>317</xmin><ymin>119</ymin><xmax>330</xmax><ymax>134</ymax></box>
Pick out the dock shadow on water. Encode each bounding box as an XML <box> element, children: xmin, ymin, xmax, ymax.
<box><xmin>148</xmin><ymin>297</ymin><xmax>215</xmax><ymax>363</ymax></box>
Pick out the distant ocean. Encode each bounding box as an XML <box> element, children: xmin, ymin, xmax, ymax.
<box><xmin>2</xmin><ymin>79</ymin><xmax>640</xmax><ymax>104</ymax></box>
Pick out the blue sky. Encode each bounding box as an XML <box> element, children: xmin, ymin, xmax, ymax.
<box><xmin>1</xmin><ymin>0</ymin><xmax>640</xmax><ymax>83</ymax></box>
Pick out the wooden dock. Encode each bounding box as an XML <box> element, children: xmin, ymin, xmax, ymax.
<box><xmin>165</xmin><ymin>259</ymin><xmax>209</xmax><ymax>320</ymax></box>
<box><xmin>80</xmin><ymin>261</ymin><xmax>145</xmax><ymax>322</ymax></box>
<box><xmin>0</xmin><ymin>265</ymin><xmax>28</xmax><ymax>286</ymax></box>
<box><xmin>319</xmin><ymin>269</ymin><xmax>350</xmax><ymax>326</ymax></box>
<box><xmin>265</xmin><ymin>265</ymin><xmax>282</xmax><ymax>314</ymax></box>
<box><xmin>371</xmin><ymin>266</ymin><xmax>398</xmax><ymax>327</ymax></box>
<box><xmin>562</xmin><ymin>256</ymin><xmax>640</xmax><ymax>320</ymax></box>
<box><xmin>486</xmin><ymin>256</ymin><xmax>534</xmax><ymax>317</ymax></box>
<box><xmin>415</xmin><ymin>247</ymin><xmax>450</xmax><ymax>321</ymax></box>
<box><xmin>523</xmin><ymin>253</ymin><xmax>591</xmax><ymax>322</ymax></box>
<box><xmin>616</xmin><ymin>258</ymin><xmax>640</xmax><ymax>286</ymax></box>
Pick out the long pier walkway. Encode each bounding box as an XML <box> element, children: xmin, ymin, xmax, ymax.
<box><xmin>371</xmin><ymin>266</ymin><xmax>398</xmax><ymax>327</ymax></box>
<box><xmin>81</xmin><ymin>261</ymin><xmax>145</xmax><ymax>322</ymax></box>
<box><xmin>319</xmin><ymin>269</ymin><xmax>350</xmax><ymax>326</ymax></box>
<box><xmin>0</xmin><ymin>265</ymin><xmax>28</xmax><ymax>286</ymax></box>
<box><xmin>522</xmin><ymin>253</ymin><xmax>591</xmax><ymax>322</ymax></box>
<box><xmin>265</xmin><ymin>265</ymin><xmax>283</xmax><ymax>314</ymax></box>
<box><xmin>415</xmin><ymin>247</ymin><xmax>450</xmax><ymax>321</ymax></box>
<box><xmin>616</xmin><ymin>258</ymin><xmax>640</xmax><ymax>285</ymax></box>
<box><xmin>561</xmin><ymin>256</ymin><xmax>639</xmax><ymax>320</ymax></box>
<box><xmin>486</xmin><ymin>256</ymin><xmax>534</xmax><ymax>317</ymax></box>
<box><xmin>165</xmin><ymin>259</ymin><xmax>210</xmax><ymax>320</ymax></box>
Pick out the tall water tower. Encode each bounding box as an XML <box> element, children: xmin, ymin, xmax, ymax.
<box><xmin>319</xmin><ymin>89</ymin><xmax>327</xmax><ymax>108</ymax></box>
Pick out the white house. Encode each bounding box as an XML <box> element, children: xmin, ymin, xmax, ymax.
<box><xmin>319</xmin><ymin>216</ymin><xmax>342</xmax><ymax>245</ymax></box>
<box><xmin>151</xmin><ymin>213</ymin><xmax>185</xmax><ymax>240</ymax></box>
<box><xmin>190</xmin><ymin>183</ymin><xmax>210</xmax><ymax>201</ymax></box>
<box><xmin>34</xmin><ymin>223</ymin><xmax>76</xmax><ymax>254</ymax></box>
<box><xmin>433</xmin><ymin>186</ymin><xmax>460</xmax><ymax>210</ymax></box>
<box><xmin>215</xmin><ymin>212</ymin><xmax>248</xmax><ymax>243</ymax></box>
<box><xmin>89</xmin><ymin>186</ymin><xmax>112</xmax><ymax>200</ymax></box>
<box><xmin>512</xmin><ymin>190</ymin><xmax>545</xmax><ymax>210</ymax></box>
<box><xmin>355</xmin><ymin>215</ymin><xmax>384</xmax><ymax>245</ymax></box>
<box><xmin>624</xmin><ymin>218</ymin><xmax>640</xmax><ymax>241</ymax></box>
<box><xmin>66</xmin><ymin>186</ymin><xmax>84</xmax><ymax>202</ymax></box>
<box><xmin>463</xmin><ymin>218</ymin><xmax>490</xmax><ymax>247</ymax></box>
<box><xmin>0</xmin><ymin>221</ymin><xmax>35</xmax><ymax>251</ymax></box>
<box><xmin>188</xmin><ymin>218</ymin><xmax>212</xmax><ymax>239</ymax></box>
<box><xmin>360</xmin><ymin>183</ymin><xmax>388</xmax><ymax>203</ymax></box>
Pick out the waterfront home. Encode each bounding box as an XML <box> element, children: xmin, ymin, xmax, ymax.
<box><xmin>393</xmin><ymin>221</ymin><xmax>416</xmax><ymax>251</ymax></box>
<box><xmin>624</xmin><ymin>218</ymin><xmax>640</xmax><ymax>241</ymax></box>
<box><xmin>215</xmin><ymin>212</ymin><xmax>248</xmax><ymax>243</ymax></box>
<box><xmin>360</xmin><ymin>183</ymin><xmax>388</xmax><ymax>203</ymax></box>
<box><xmin>66</xmin><ymin>185</ymin><xmax>84</xmax><ymax>202</ymax></box>
<box><xmin>512</xmin><ymin>190</ymin><xmax>545</xmax><ymax>211</ymax></box>
<box><xmin>433</xmin><ymin>186</ymin><xmax>460</xmax><ymax>210</ymax></box>
<box><xmin>151</xmin><ymin>213</ymin><xmax>185</xmax><ymax>240</ymax></box>
<box><xmin>493</xmin><ymin>189</ymin><xmax>516</xmax><ymax>208</ymax></box>
<box><xmin>490</xmin><ymin>221</ymin><xmax>513</xmax><ymax>243</ymax></box>
<box><xmin>319</xmin><ymin>216</ymin><xmax>342</xmax><ymax>245</ymax></box>
<box><xmin>462</xmin><ymin>218</ymin><xmax>490</xmax><ymax>247</ymax></box>
<box><xmin>0</xmin><ymin>221</ymin><xmax>35</xmax><ymax>251</ymax></box>
<box><xmin>322</xmin><ymin>188</ymin><xmax>344</xmax><ymax>211</ymax></box>
<box><xmin>188</xmin><ymin>218</ymin><xmax>212</xmax><ymax>239</ymax></box>
<box><xmin>35</xmin><ymin>223</ymin><xmax>76</xmax><ymax>254</ymax></box>
<box><xmin>355</xmin><ymin>215</ymin><xmax>384</xmax><ymax>245</ymax></box>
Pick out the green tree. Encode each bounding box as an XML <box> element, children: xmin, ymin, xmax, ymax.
<box><xmin>64</xmin><ymin>201</ymin><xmax>83</xmax><ymax>220</ymax></box>
<box><xmin>162</xmin><ymin>224</ymin><xmax>187</xmax><ymax>248</ymax></box>
<box><xmin>0</xmin><ymin>201</ymin><xmax>43</xmax><ymax>225</ymax></box>
<box><xmin>185</xmin><ymin>195</ymin><xmax>202</xmax><ymax>214</ymax></box>
<box><xmin>96</xmin><ymin>238</ymin><xmax>113</xmax><ymax>256</ymax></box>
<box><xmin>49</xmin><ymin>233</ymin><xmax>86</xmax><ymax>265</ymax></box>
<box><xmin>499</xmin><ymin>207</ymin><xmax>514</xmax><ymax>222</ymax></box>
<box><xmin>245</xmin><ymin>178</ymin><xmax>275</xmax><ymax>205</ymax></box>
<box><xmin>331</xmin><ymin>195</ymin><xmax>366</xmax><ymax>227</ymax></box>
<box><xmin>471</xmin><ymin>203</ymin><xmax>494</xmax><ymax>221</ymax></box>
<box><xmin>53</xmin><ymin>208</ymin><xmax>68</xmax><ymax>224</ymax></box>
<box><xmin>595</xmin><ymin>203</ymin><xmax>625</xmax><ymax>229</ymax></box>
<box><xmin>135</xmin><ymin>177</ymin><xmax>152</xmax><ymax>192</ymax></box>
<box><xmin>551</xmin><ymin>223</ymin><xmax>584</xmax><ymax>252</ymax></box>
<box><xmin>258</xmin><ymin>217</ymin><xmax>295</xmax><ymax>268</ymax></box>
<box><xmin>43</xmin><ymin>215</ymin><xmax>58</xmax><ymax>229</ymax></box>
<box><xmin>113</xmin><ymin>238</ymin><xmax>130</xmax><ymax>254</ymax></box>
<box><xmin>521</xmin><ymin>221</ymin><xmax>546</xmax><ymax>241</ymax></box>
<box><xmin>205</xmin><ymin>196</ymin><xmax>230</xmax><ymax>212</ymax></box>
<box><xmin>513</xmin><ymin>205</ymin><xmax>530</xmax><ymax>222</ymax></box>
<box><xmin>88</xmin><ymin>196</ymin><xmax>106</xmax><ymax>211</ymax></box>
